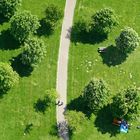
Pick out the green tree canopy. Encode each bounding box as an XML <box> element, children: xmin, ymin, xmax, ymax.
<box><xmin>10</xmin><ymin>11</ymin><xmax>40</xmax><ymax>43</ymax></box>
<box><xmin>111</xmin><ymin>86</ymin><xmax>140</xmax><ymax>120</ymax></box>
<box><xmin>92</xmin><ymin>8</ymin><xmax>118</xmax><ymax>35</ymax></box>
<box><xmin>83</xmin><ymin>78</ymin><xmax>110</xmax><ymax>113</ymax></box>
<box><xmin>66</xmin><ymin>110</ymin><xmax>87</xmax><ymax>133</ymax></box>
<box><xmin>116</xmin><ymin>27</ymin><xmax>139</xmax><ymax>55</ymax></box>
<box><xmin>0</xmin><ymin>0</ymin><xmax>22</xmax><ymax>19</ymax></box>
<box><xmin>0</xmin><ymin>62</ymin><xmax>19</xmax><ymax>93</ymax></box>
<box><xmin>20</xmin><ymin>37</ymin><xmax>47</xmax><ymax>68</ymax></box>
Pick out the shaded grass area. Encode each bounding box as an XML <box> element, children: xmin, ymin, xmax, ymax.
<box><xmin>68</xmin><ymin>0</ymin><xmax>140</xmax><ymax>140</ymax></box>
<box><xmin>0</xmin><ymin>0</ymin><xmax>65</xmax><ymax>140</ymax></box>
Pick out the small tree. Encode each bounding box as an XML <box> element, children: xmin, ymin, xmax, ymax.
<box><xmin>65</xmin><ymin>110</ymin><xmax>87</xmax><ymax>133</ymax></box>
<box><xmin>111</xmin><ymin>87</ymin><xmax>140</xmax><ymax>120</ymax></box>
<box><xmin>92</xmin><ymin>8</ymin><xmax>118</xmax><ymax>35</ymax></box>
<box><xmin>45</xmin><ymin>89</ymin><xmax>58</xmax><ymax>106</ymax></box>
<box><xmin>46</xmin><ymin>4</ymin><xmax>62</xmax><ymax>23</ymax></box>
<box><xmin>0</xmin><ymin>62</ymin><xmax>19</xmax><ymax>93</ymax></box>
<box><xmin>0</xmin><ymin>0</ymin><xmax>22</xmax><ymax>19</ymax></box>
<box><xmin>20</xmin><ymin>37</ymin><xmax>47</xmax><ymax>68</ymax></box>
<box><xmin>115</xmin><ymin>27</ymin><xmax>139</xmax><ymax>54</ymax></box>
<box><xmin>83</xmin><ymin>78</ymin><xmax>110</xmax><ymax>113</ymax></box>
<box><xmin>44</xmin><ymin>4</ymin><xmax>62</xmax><ymax>31</ymax></box>
<box><xmin>10</xmin><ymin>11</ymin><xmax>40</xmax><ymax>43</ymax></box>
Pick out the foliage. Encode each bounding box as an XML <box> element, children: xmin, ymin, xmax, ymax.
<box><xmin>115</xmin><ymin>27</ymin><xmax>139</xmax><ymax>54</ymax></box>
<box><xmin>44</xmin><ymin>4</ymin><xmax>62</xmax><ymax>31</ymax></box>
<box><xmin>111</xmin><ymin>86</ymin><xmax>140</xmax><ymax>120</ymax></box>
<box><xmin>0</xmin><ymin>62</ymin><xmax>19</xmax><ymax>93</ymax></box>
<box><xmin>10</xmin><ymin>11</ymin><xmax>40</xmax><ymax>43</ymax></box>
<box><xmin>45</xmin><ymin>89</ymin><xmax>58</xmax><ymax>106</ymax></box>
<box><xmin>46</xmin><ymin>4</ymin><xmax>62</xmax><ymax>23</ymax></box>
<box><xmin>92</xmin><ymin>8</ymin><xmax>118</xmax><ymax>35</ymax></box>
<box><xmin>65</xmin><ymin>110</ymin><xmax>87</xmax><ymax>133</ymax></box>
<box><xmin>20</xmin><ymin>37</ymin><xmax>47</xmax><ymax>68</ymax></box>
<box><xmin>0</xmin><ymin>0</ymin><xmax>22</xmax><ymax>19</ymax></box>
<box><xmin>83</xmin><ymin>78</ymin><xmax>110</xmax><ymax>113</ymax></box>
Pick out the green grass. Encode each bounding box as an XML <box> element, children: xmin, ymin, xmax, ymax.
<box><xmin>0</xmin><ymin>0</ymin><xmax>65</xmax><ymax>140</ymax></box>
<box><xmin>68</xmin><ymin>0</ymin><xmax>140</xmax><ymax>140</ymax></box>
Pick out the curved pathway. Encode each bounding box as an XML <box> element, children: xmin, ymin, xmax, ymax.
<box><xmin>56</xmin><ymin>0</ymin><xmax>76</xmax><ymax>139</ymax></box>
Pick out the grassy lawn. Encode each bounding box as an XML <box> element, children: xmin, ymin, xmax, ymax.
<box><xmin>68</xmin><ymin>0</ymin><xmax>140</xmax><ymax>140</ymax></box>
<box><xmin>0</xmin><ymin>0</ymin><xmax>65</xmax><ymax>140</ymax></box>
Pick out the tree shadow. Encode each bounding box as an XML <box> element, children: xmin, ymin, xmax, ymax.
<box><xmin>71</xmin><ymin>22</ymin><xmax>107</xmax><ymax>44</ymax></box>
<box><xmin>10</xmin><ymin>54</ymin><xmax>33</xmax><ymax>77</ymax></box>
<box><xmin>0</xmin><ymin>30</ymin><xmax>20</xmax><ymax>50</ymax></box>
<box><xmin>99</xmin><ymin>45</ymin><xmax>127</xmax><ymax>66</ymax></box>
<box><xmin>0</xmin><ymin>14</ymin><xmax>9</xmax><ymax>25</ymax></box>
<box><xmin>94</xmin><ymin>105</ymin><xmax>120</xmax><ymax>137</ymax></box>
<box><xmin>24</xmin><ymin>123</ymin><xmax>33</xmax><ymax>135</ymax></box>
<box><xmin>34</xmin><ymin>98</ymin><xmax>49</xmax><ymax>114</ymax></box>
<box><xmin>37</xmin><ymin>18</ymin><xmax>53</xmax><ymax>36</ymax></box>
<box><xmin>67</xmin><ymin>95</ymin><xmax>92</xmax><ymax>118</ymax></box>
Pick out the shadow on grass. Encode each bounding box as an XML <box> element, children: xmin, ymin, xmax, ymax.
<box><xmin>24</xmin><ymin>123</ymin><xmax>33</xmax><ymax>135</ymax></box>
<box><xmin>10</xmin><ymin>55</ymin><xmax>33</xmax><ymax>77</ymax></box>
<box><xmin>94</xmin><ymin>105</ymin><xmax>119</xmax><ymax>137</ymax></box>
<box><xmin>34</xmin><ymin>98</ymin><xmax>49</xmax><ymax>114</ymax></box>
<box><xmin>0</xmin><ymin>14</ymin><xmax>9</xmax><ymax>24</ymax></box>
<box><xmin>71</xmin><ymin>23</ymin><xmax>107</xmax><ymax>44</ymax></box>
<box><xmin>67</xmin><ymin>95</ymin><xmax>92</xmax><ymax>118</ymax></box>
<box><xmin>0</xmin><ymin>30</ymin><xmax>20</xmax><ymax>50</ymax></box>
<box><xmin>37</xmin><ymin>19</ymin><xmax>53</xmax><ymax>36</ymax></box>
<box><xmin>100</xmin><ymin>45</ymin><xmax>127</xmax><ymax>66</ymax></box>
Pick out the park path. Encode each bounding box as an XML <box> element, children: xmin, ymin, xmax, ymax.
<box><xmin>56</xmin><ymin>0</ymin><xmax>76</xmax><ymax>139</ymax></box>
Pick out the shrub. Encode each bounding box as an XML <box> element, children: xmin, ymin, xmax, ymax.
<box><xmin>111</xmin><ymin>87</ymin><xmax>140</xmax><ymax>120</ymax></box>
<box><xmin>83</xmin><ymin>78</ymin><xmax>110</xmax><ymax>113</ymax></box>
<box><xmin>92</xmin><ymin>8</ymin><xmax>118</xmax><ymax>35</ymax></box>
<box><xmin>20</xmin><ymin>37</ymin><xmax>47</xmax><ymax>68</ymax></box>
<box><xmin>44</xmin><ymin>4</ymin><xmax>62</xmax><ymax>31</ymax></box>
<box><xmin>0</xmin><ymin>0</ymin><xmax>22</xmax><ymax>19</ymax></box>
<box><xmin>0</xmin><ymin>62</ymin><xmax>19</xmax><ymax>93</ymax></box>
<box><xmin>10</xmin><ymin>11</ymin><xmax>40</xmax><ymax>43</ymax></box>
<box><xmin>46</xmin><ymin>4</ymin><xmax>62</xmax><ymax>23</ymax></box>
<box><xmin>65</xmin><ymin>110</ymin><xmax>87</xmax><ymax>133</ymax></box>
<box><xmin>116</xmin><ymin>27</ymin><xmax>139</xmax><ymax>54</ymax></box>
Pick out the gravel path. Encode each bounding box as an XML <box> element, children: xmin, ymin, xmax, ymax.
<box><xmin>56</xmin><ymin>0</ymin><xmax>76</xmax><ymax>139</ymax></box>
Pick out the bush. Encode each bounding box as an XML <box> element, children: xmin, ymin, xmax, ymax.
<box><xmin>44</xmin><ymin>4</ymin><xmax>62</xmax><ymax>31</ymax></box>
<box><xmin>0</xmin><ymin>62</ymin><xmax>19</xmax><ymax>93</ymax></box>
<box><xmin>83</xmin><ymin>78</ymin><xmax>110</xmax><ymax>113</ymax></box>
<box><xmin>111</xmin><ymin>87</ymin><xmax>140</xmax><ymax>120</ymax></box>
<box><xmin>65</xmin><ymin>110</ymin><xmax>87</xmax><ymax>133</ymax></box>
<box><xmin>0</xmin><ymin>0</ymin><xmax>22</xmax><ymax>19</ymax></box>
<box><xmin>116</xmin><ymin>27</ymin><xmax>139</xmax><ymax>54</ymax></box>
<box><xmin>92</xmin><ymin>8</ymin><xmax>118</xmax><ymax>35</ymax></box>
<box><xmin>46</xmin><ymin>4</ymin><xmax>62</xmax><ymax>22</ymax></box>
<box><xmin>20</xmin><ymin>37</ymin><xmax>47</xmax><ymax>68</ymax></box>
<box><xmin>10</xmin><ymin>11</ymin><xmax>40</xmax><ymax>43</ymax></box>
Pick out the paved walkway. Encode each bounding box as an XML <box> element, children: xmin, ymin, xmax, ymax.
<box><xmin>56</xmin><ymin>0</ymin><xmax>76</xmax><ymax>139</ymax></box>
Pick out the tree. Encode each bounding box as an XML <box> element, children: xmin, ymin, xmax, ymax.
<box><xmin>10</xmin><ymin>11</ymin><xmax>40</xmax><ymax>43</ymax></box>
<box><xmin>111</xmin><ymin>87</ymin><xmax>140</xmax><ymax>120</ymax></box>
<box><xmin>45</xmin><ymin>89</ymin><xmax>58</xmax><ymax>106</ymax></box>
<box><xmin>0</xmin><ymin>62</ymin><xmax>19</xmax><ymax>93</ymax></box>
<box><xmin>115</xmin><ymin>27</ymin><xmax>139</xmax><ymax>54</ymax></box>
<box><xmin>44</xmin><ymin>4</ymin><xmax>62</xmax><ymax>31</ymax></box>
<box><xmin>65</xmin><ymin>110</ymin><xmax>87</xmax><ymax>133</ymax></box>
<box><xmin>20</xmin><ymin>37</ymin><xmax>47</xmax><ymax>68</ymax></box>
<box><xmin>0</xmin><ymin>0</ymin><xmax>22</xmax><ymax>19</ymax></box>
<box><xmin>83</xmin><ymin>78</ymin><xmax>110</xmax><ymax>113</ymax></box>
<box><xmin>45</xmin><ymin>4</ymin><xmax>62</xmax><ymax>23</ymax></box>
<box><xmin>92</xmin><ymin>8</ymin><xmax>118</xmax><ymax>35</ymax></box>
